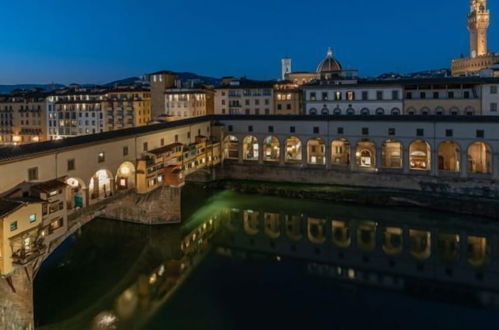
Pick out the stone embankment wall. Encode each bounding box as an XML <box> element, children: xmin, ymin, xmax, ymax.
<box><xmin>211</xmin><ymin>163</ymin><xmax>499</xmax><ymax>219</ymax></box>
<box><xmin>102</xmin><ymin>186</ymin><xmax>181</xmax><ymax>225</ymax></box>
<box><xmin>0</xmin><ymin>267</ymin><xmax>34</xmax><ymax>330</ymax></box>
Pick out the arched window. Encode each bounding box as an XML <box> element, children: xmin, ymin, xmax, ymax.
<box><xmin>383</xmin><ymin>227</ymin><xmax>403</xmax><ymax>256</ymax></box>
<box><xmin>409</xmin><ymin>140</ymin><xmax>431</xmax><ymax>171</ymax></box>
<box><xmin>468</xmin><ymin>142</ymin><xmax>492</xmax><ymax>174</ymax></box>
<box><xmin>465</xmin><ymin>106</ymin><xmax>475</xmax><ymax>116</ymax></box>
<box><xmin>375</xmin><ymin>108</ymin><xmax>385</xmax><ymax>115</ymax></box>
<box><xmin>410</xmin><ymin>230</ymin><xmax>431</xmax><ymax>260</ymax></box>
<box><xmin>321</xmin><ymin>107</ymin><xmax>329</xmax><ymax>115</ymax></box>
<box><xmin>391</xmin><ymin>108</ymin><xmax>400</xmax><ymax>115</ymax></box>
<box><xmin>357</xmin><ymin>221</ymin><xmax>377</xmax><ymax>252</ymax></box>
<box><xmin>333</xmin><ymin>107</ymin><xmax>342</xmax><ymax>115</ymax></box>
<box><xmin>223</xmin><ymin>135</ymin><xmax>239</xmax><ymax>160</ymax></box>
<box><xmin>307</xmin><ymin>138</ymin><xmax>326</xmax><ymax>165</ymax></box>
<box><xmin>285</xmin><ymin>136</ymin><xmax>302</xmax><ymax>162</ymax></box>
<box><xmin>382</xmin><ymin>140</ymin><xmax>402</xmax><ymax>168</ymax></box>
<box><xmin>438</xmin><ymin>141</ymin><xmax>460</xmax><ymax>172</ymax></box>
<box><xmin>356</xmin><ymin>140</ymin><xmax>376</xmax><ymax>168</ymax></box>
<box><xmin>331</xmin><ymin>139</ymin><xmax>350</xmax><ymax>166</ymax></box>
<box><xmin>346</xmin><ymin>107</ymin><xmax>355</xmax><ymax>115</ymax></box>
<box><xmin>407</xmin><ymin>107</ymin><xmax>416</xmax><ymax>116</ymax></box>
<box><xmin>435</xmin><ymin>106</ymin><xmax>445</xmax><ymax>116</ymax></box>
<box><xmin>309</xmin><ymin>108</ymin><xmax>318</xmax><ymax>115</ymax></box>
<box><xmin>243</xmin><ymin>136</ymin><xmax>259</xmax><ymax>161</ymax></box>
<box><xmin>450</xmin><ymin>107</ymin><xmax>459</xmax><ymax>116</ymax></box>
<box><xmin>263</xmin><ymin>136</ymin><xmax>280</xmax><ymax>162</ymax></box>
<box><xmin>360</xmin><ymin>108</ymin><xmax>370</xmax><ymax>116</ymax></box>
<box><xmin>420</xmin><ymin>107</ymin><xmax>430</xmax><ymax>116</ymax></box>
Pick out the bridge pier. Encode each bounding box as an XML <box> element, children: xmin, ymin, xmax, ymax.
<box><xmin>0</xmin><ymin>266</ymin><xmax>34</xmax><ymax>330</ymax></box>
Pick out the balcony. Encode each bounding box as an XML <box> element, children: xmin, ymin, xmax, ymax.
<box><xmin>12</xmin><ymin>240</ymin><xmax>47</xmax><ymax>266</ymax></box>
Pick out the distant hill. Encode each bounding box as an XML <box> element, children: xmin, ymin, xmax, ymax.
<box><xmin>377</xmin><ymin>69</ymin><xmax>451</xmax><ymax>80</ymax></box>
<box><xmin>0</xmin><ymin>84</ymin><xmax>65</xmax><ymax>94</ymax></box>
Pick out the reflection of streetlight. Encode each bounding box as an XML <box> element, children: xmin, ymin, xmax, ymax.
<box><xmin>92</xmin><ymin>311</ymin><xmax>119</xmax><ymax>330</ymax></box>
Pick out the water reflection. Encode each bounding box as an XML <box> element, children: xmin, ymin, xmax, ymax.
<box><xmin>36</xmin><ymin>191</ymin><xmax>499</xmax><ymax>329</ymax></box>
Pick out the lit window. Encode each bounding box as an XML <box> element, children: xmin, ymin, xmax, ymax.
<box><xmin>29</xmin><ymin>214</ymin><xmax>36</xmax><ymax>223</ymax></box>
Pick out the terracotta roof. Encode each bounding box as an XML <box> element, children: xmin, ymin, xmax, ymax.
<box><xmin>0</xmin><ymin>199</ymin><xmax>23</xmax><ymax>217</ymax></box>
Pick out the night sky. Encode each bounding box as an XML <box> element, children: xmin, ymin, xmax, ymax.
<box><xmin>1</xmin><ymin>0</ymin><xmax>498</xmax><ymax>84</ymax></box>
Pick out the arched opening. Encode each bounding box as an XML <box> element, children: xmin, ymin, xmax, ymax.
<box><xmin>309</xmin><ymin>108</ymin><xmax>318</xmax><ymax>115</ymax></box>
<box><xmin>468</xmin><ymin>236</ymin><xmax>489</xmax><ymax>268</ymax></box>
<box><xmin>465</xmin><ymin>106</ymin><xmax>475</xmax><ymax>116</ymax></box>
<box><xmin>264</xmin><ymin>213</ymin><xmax>281</xmax><ymax>239</ymax></box>
<box><xmin>409</xmin><ymin>140</ymin><xmax>431</xmax><ymax>171</ymax></box>
<box><xmin>346</xmin><ymin>107</ymin><xmax>355</xmax><ymax>115</ymax></box>
<box><xmin>307</xmin><ymin>138</ymin><xmax>326</xmax><ymax>165</ymax></box>
<box><xmin>321</xmin><ymin>107</ymin><xmax>329</xmax><ymax>115</ymax></box>
<box><xmin>410</xmin><ymin>229</ymin><xmax>431</xmax><ymax>260</ymax></box>
<box><xmin>382</xmin><ymin>140</ymin><xmax>402</xmax><ymax>168</ymax></box>
<box><xmin>285</xmin><ymin>136</ymin><xmax>302</xmax><ymax>163</ymax></box>
<box><xmin>242</xmin><ymin>136</ymin><xmax>259</xmax><ymax>161</ymax></box>
<box><xmin>360</xmin><ymin>108</ymin><xmax>370</xmax><ymax>115</ymax></box>
<box><xmin>357</xmin><ymin>221</ymin><xmax>377</xmax><ymax>252</ymax></box>
<box><xmin>407</xmin><ymin>107</ymin><xmax>416</xmax><ymax>115</ymax></box>
<box><xmin>116</xmin><ymin>161</ymin><xmax>136</xmax><ymax>191</ymax></box>
<box><xmin>262</xmin><ymin>136</ymin><xmax>280</xmax><ymax>162</ymax></box>
<box><xmin>333</xmin><ymin>108</ymin><xmax>341</xmax><ymax>115</ymax></box>
<box><xmin>468</xmin><ymin>142</ymin><xmax>492</xmax><ymax>174</ymax></box>
<box><xmin>332</xmin><ymin>220</ymin><xmax>351</xmax><ymax>248</ymax></box>
<box><xmin>65</xmin><ymin>177</ymin><xmax>86</xmax><ymax>210</ymax></box>
<box><xmin>286</xmin><ymin>215</ymin><xmax>302</xmax><ymax>241</ymax></box>
<box><xmin>375</xmin><ymin>108</ymin><xmax>385</xmax><ymax>115</ymax></box>
<box><xmin>450</xmin><ymin>107</ymin><xmax>460</xmax><ymax>116</ymax></box>
<box><xmin>420</xmin><ymin>107</ymin><xmax>430</xmax><ymax>115</ymax></box>
<box><xmin>383</xmin><ymin>227</ymin><xmax>403</xmax><ymax>256</ymax></box>
<box><xmin>435</xmin><ymin>106</ymin><xmax>445</xmax><ymax>116</ymax></box>
<box><xmin>331</xmin><ymin>139</ymin><xmax>350</xmax><ymax>166</ymax></box>
<box><xmin>438</xmin><ymin>141</ymin><xmax>460</xmax><ymax>172</ymax></box>
<box><xmin>89</xmin><ymin>169</ymin><xmax>113</xmax><ymax>201</ymax></box>
<box><xmin>438</xmin><ymin>234</ymin><xmax>460</xmax><ymax>262</ymax></box>
<box><xmin>307</xmin><ymin>218</ymin><xmax>326</xmax><ymax>244</ymax></box>
<box><xmin>356</xmin><ymin>140</ymin><xmax>376</xmax><ymax>168</ymax></box>
<box><xmin>243</xmin><ymin>210</ymin><xmax>259</xmax><ymax>235</ymax></box>
<box><xmin>223</xmin><ymin>135</ymin><xmax>239</xmax><ymax>160</ymax></box>
<box><xmin>391</xmin><ymin>108</ymin><xmax>401</xmax><ymax>115</ymax></box>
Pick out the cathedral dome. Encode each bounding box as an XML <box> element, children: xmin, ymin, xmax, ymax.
<box><xmin>317</xmin><ymin>47</ymin><xmax>342</xmax><ymax>73</ymax></box>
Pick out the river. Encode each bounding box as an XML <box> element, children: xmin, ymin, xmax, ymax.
<box><xmin>34</xmin><ymin>184</ymin><xmax>499</xmax><ymax>329</ymax></box>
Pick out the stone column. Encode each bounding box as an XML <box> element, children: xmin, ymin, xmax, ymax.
<box><xmin>302</xmin><ymin>142</ymin><xmax>308</xmax><ymax>167</ymax></box>
<box><xmin>375</xmin><ymin>145</ymin><xmax>382</xmax><ymax>171</ymax></box>
<box><xmin>403</xmin><ymin>147</ymin><xmax>410</xmax><ymax>174</ymax></box>
<box><xmin>238</xmin><ymin>140</ymin><xmax>243</xmax><ymax>164</ymax></box>
<box><xmin>258</xmin><ymin>142</ymin><xmax>264</xmax><ymax>165</ymax></box>
<box><xmin>325</xmin><ymin>141</ymin><xmax>332</xmax><ymax>170</ymax></box>
<box><xmin>460</xmin><ymin>148</ymin><xmax>468</xmax><ymax>178</ymax></box>
<box><xmin>493</xmin><ymin>153</ymin><xmax>499</xmax><ymax>180</ymax></box>
<box><xmin>279</xmin><ymin>142</ymin><xmax>286</xmax><ymax>166</ymax></box>
<box><xmin>431</xmin><ymin>147</ymin><xmax>438</xmax><ymax>176</ymax></box>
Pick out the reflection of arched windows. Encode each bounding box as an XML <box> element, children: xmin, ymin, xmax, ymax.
<box><xmin>309</xmin><ymin>108</ymin><xmax>318</xmax><ymax>115</ymax></box>
<box><xmin>357</xmin><ymin>221</ymin><xmax>377</xmax><ymax>252</ymax></box>
<box><xmin>438</xmin><ymin>233</ymin><xmax>460</xmax><ymax>262</ymax></box>
<box><xmin>438</xmin><ymin>141</ymin><xmax>460</xmax><ymax>172</ymax></box>
<box><xmin>382</xmin><ymin>140</ymin><xmax>402</xmax><ymax>168</ymax></box>
<box><xmin>333</xmin><ymin>107</ymin><xmax>342</xmax><ymax>115</ymax></box>
<box><xmin>468</xmin><ymin>236</ymin><xmax>489</xmax><ymax>268</ymax></box>
<box><xmin>409</xmin><ymin>140</ymin><xmax>431</xmax><ymax>171</ymax></box>
<box><xmin>410</xmin><ymin>230</ymin><xmax>431</xmax><ymax>260</ymax></box>
<box><xmin>391</xmin><ymin>108</ymin><xmax>400</xmax><ymax>115</ymax></box>
<box><xmin>331</xmin><ymin>139</ymin><xmax>350</xmax><ymax>166</ymax></box>
<box><xmin>263</xmin><ymin>136</ymin><xmax>280</xmax><ymax>162</ymax></box>
<box><xmin>383</xmin><ymin>227</ymin><xmax>403</xmax><ymax>256</ymax></box>
<box><xmin>308</xmin><ymin>218</ymin><xmax>326</xmax><ymax>244</ymax></box>
<box><xmin>468</xmin><ymin>141</ymin><xmax>492</xmax><ymax>174</ymax></box>
<box><xmin>361</xmin><ymin>108</ymin><xmax>370</xmax><ymax>115</ymax></box>
<box><xmin>332</xmin><ymin>220</ymin><xmax>351</xmax><ymax>248</ymax></box>
<box><xmin>285</xmin><ymin>136</ymin><xmax>302</xmax><ymax>162</ymax></box>
<box><xmin>375</xmin><ymin>108</ymin><xmax>385</xmax><ymax>115</ymax></box>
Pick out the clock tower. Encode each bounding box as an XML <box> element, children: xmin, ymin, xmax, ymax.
<box><xmin>468</xmin><ymin>0</ymin><xmax>490</xmax><ymax>58</ymax></box>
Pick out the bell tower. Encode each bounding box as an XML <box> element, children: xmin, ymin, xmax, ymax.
<box><xmin>468</xmin><ymin>0</ymin><xmax>490</xmax><ymax>58</ymax></box>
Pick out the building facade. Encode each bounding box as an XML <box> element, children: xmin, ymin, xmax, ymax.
<box><xmin>104</xmin><ymin>85</ymin><xmax>151</xmax><ymax>131</ymax></box>
<box><xmin>215</xmin><ymin>78</ymin><xmax>274</xmax><ymax>115</ymax></box>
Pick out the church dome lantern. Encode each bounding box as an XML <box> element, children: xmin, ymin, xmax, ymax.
<box><xmin>317</xmin><ymin>47</ymin><xmax>343</xmax><ymax>73</ymax></box>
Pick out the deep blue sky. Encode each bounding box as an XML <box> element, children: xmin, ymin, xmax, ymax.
<box><xmin>1</xmin><ymin>0</ymin><xmax>498</xmax><ymax>84</ymax></box>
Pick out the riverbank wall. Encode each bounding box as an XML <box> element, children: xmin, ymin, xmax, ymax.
<box><xmin>205</xmin><ymin>163</ymin><xmax>499</xmax><ymax>219</ymax></box>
